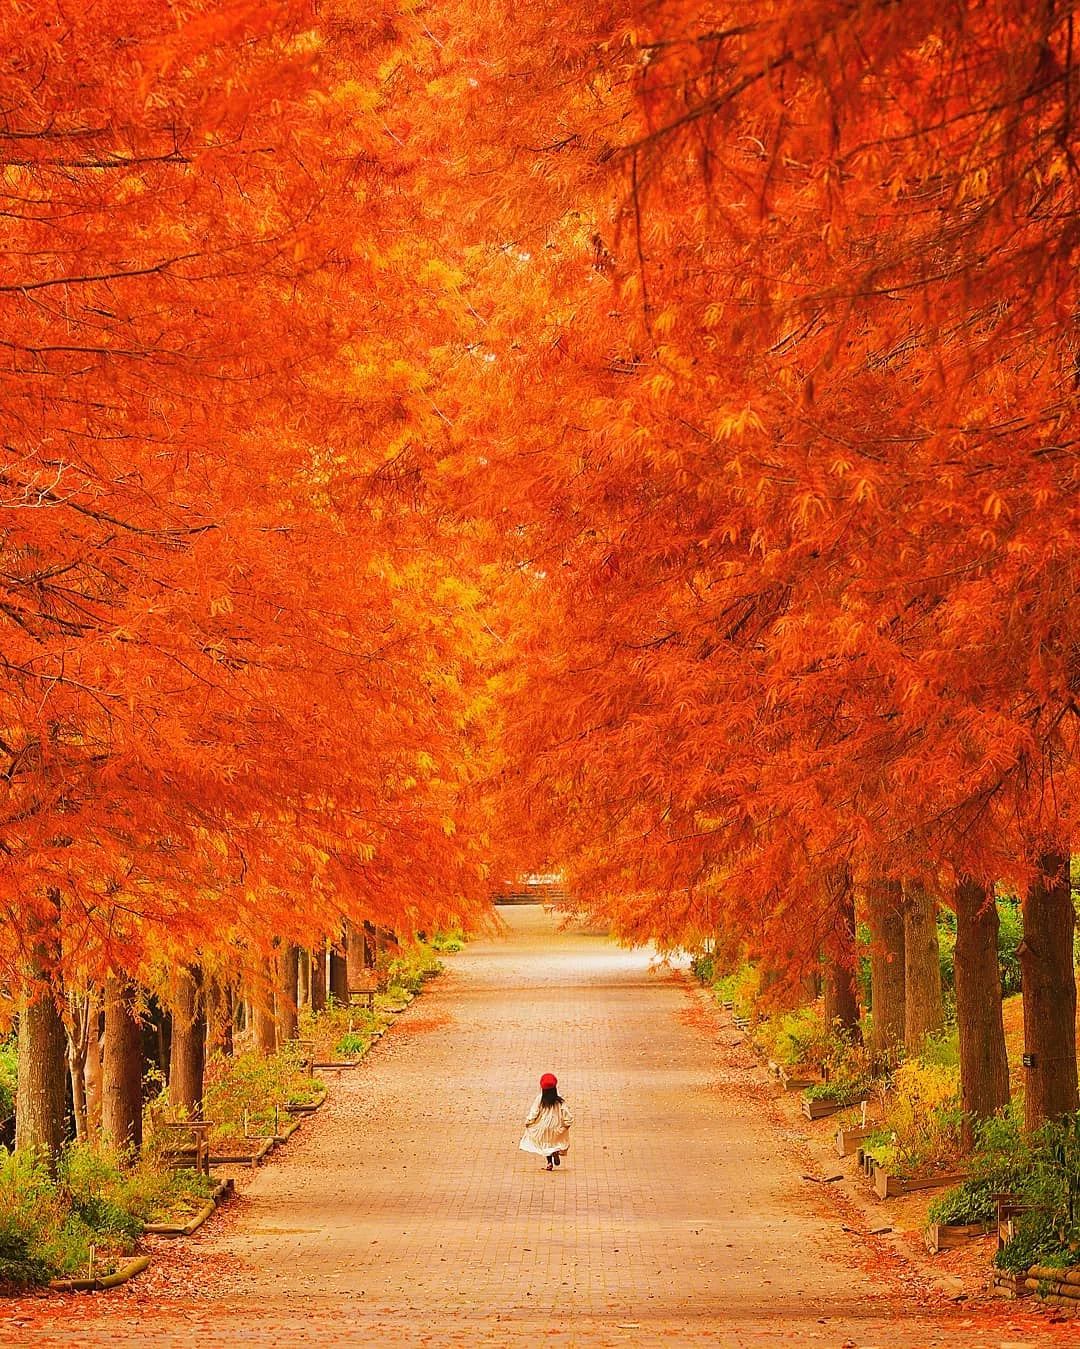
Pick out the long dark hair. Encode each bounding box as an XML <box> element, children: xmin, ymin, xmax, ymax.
<box><xmin>540</xmin><ymin>1085</ymin><xmax>563</xmax><ymax>1107</ymax></box>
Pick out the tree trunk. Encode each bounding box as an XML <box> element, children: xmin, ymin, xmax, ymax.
<box><xmin>346</xmin><ymin>921</ymin><xmax>366</xmax><ymax>987</ymax></box>
<box><xmin>276</xmin><ymin>944</ymin><xmax>300</xmax><ymax>1044</ymax></box>
<box><xmin>15</xmin><ymin>981</ymin><xmax>69</xmax><ymax>1169</ymax></box>
<box><xmin>66</xmin><ymin>992</ymin><xmax>91</xmax><ymax>1143</ymax></box>
<box><xmin>205</xmin><ymin>973</ymin><xmax>234</xmax><ymax>1059</ymax></box>
<box><xmin>953</xmin><ymin>878</ymin><xmax>1010</xmax><ymax>1147</ymax></box>
<box><xmin>1019</xmin><ymin>852</ymin><xmax>1079</xmax><ymax>1130</ymax></box>
<box><xmin>252</xmin><ymin>957</ymin><xmax>278</xmax><ymax>1055</ymax></box>
<box><xmin>903</xmin><ymin>880</ymin><xmax>944</xmax><ymax>1051</ymax></box>
<box><xmin>363</xmin><ymin>920</ymin><xmax>378</xmax><ymax>968</ymax></box>
<box><xmin>83</xmin><ymin>989</ymin><xmax>103</xmax><ymax>1135</ymax></box>
<box><xmin>866</xmin><ymin>877</ymin><xmax>906</xmax><ymax>1063</ymax></box>
<box><xmin>823</xmin><ymin>863</ymin><xmax>861</xmax><ymax>1039</ymax></box>
<box><xmin>311</xmin><ymin>946</ymin><xmax>327</xmax><ymax>1013</ymax></box>
<box><xmin>169</xmin><ymin>965</ymin><xmax>206</xmax><ymax>1117</ymax></box>
<box><xmin>102</xmin><ymin>975</ymin><xmax>144</xmax><ymax>1152</ymax></box>
<box><xmin>329</xmin><ymin>933</ymin><xmax>348</xmax><ymax>1005</ymax></box>
<box><xmin>298</xmin><ymin>948</ymin><xmax>311</xmax><ymax>1009</ymax></box>
<box><xmin>15</xmin><ymin>891</ymin><xmax>68</xmax><ymax>1170</ymax></box>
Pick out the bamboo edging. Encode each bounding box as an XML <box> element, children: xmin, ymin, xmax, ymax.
<box><xmin>1028</xmin><ymin>1264</ymin><xmax>1080</xmax><ymax>1292</ymax></box>
<box><xmin>50</xmin><ymin>1253</ymin><xmax>152</xmax><ymax>1293</ymax></box>
<box><xmin>143</xmin><ymin>1179</ymin><xmax>234</xmax><ymax>1237</ymax></box>
<box><xmin>274</xmin><ymin>1116</ymin><xmax>303</xmax><ymax>1144</ymax></box>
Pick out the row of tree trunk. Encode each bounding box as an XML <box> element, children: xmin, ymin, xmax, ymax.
<box><xmin>14</xmin><ymin>920</ymin><xmax>382</xmax><ymax>1168</ymax></box>
<box><xmin>822</xmin><ymin>856</ymin><xmax>1077</xmax><ymax>1136</ymax></box>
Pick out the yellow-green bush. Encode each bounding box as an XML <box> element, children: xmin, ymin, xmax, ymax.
<box><xmin>884</xmin><ymin>1058</ymin><xmax>962</xmax><ymax>1175</ymax></box>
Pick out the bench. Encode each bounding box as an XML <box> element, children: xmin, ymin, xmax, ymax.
<box><xmin>156</xmin><ymin>1119</ymin><xmax>214</xmax><ymax>1176</ymax></box>
<box><xmin>348</xmin><ymin>970</ymin><xmax>379</xmax><ymax>1011</ymax></box>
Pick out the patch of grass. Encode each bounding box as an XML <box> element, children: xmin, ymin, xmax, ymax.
<box><xmin>300</xmin><ymin>1001</ymin><xmax>384</xmax><ymax>1062</ymax></box>
<box><xmin>917</xmin><ymin>1027</ymin><xmax>961</xmax><ymax>1069</ymax></box>
<box><xmin>334</xmin><ymin>1031</ymin><xmax>368</xmax><ymax>1058</ymax></box>
<box><xmin>757</xmin><ymin>1004</ymin><xmax>826</xmax><ymax>1069</ymax></box>
<box><xmin>804</xmin><ymin>1074</ymin><xmax>875</xmax><ymax>1107</ymax></box>
<box><xmin>428</xmin><ymin>930</ymin><xmax>464</xmax><ymax>953</ymax></box>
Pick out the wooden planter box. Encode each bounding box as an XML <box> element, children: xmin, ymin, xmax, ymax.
<box><xmin>924</xmin><ymin>1219</ymin><xmax>994</xmax><ymax>1254</ymax></box>
<box><xmin>802</xmin><ymin>1093</ymin><xmax>869</xmax><ymax>1121</ymax></box>
<box><xmin>873</xmin><ymin>1165</ymin><xmax>966</xmax><ymax>1200</ymax></box>
<box><xmin>837</xmin><ymin>1126</ymin><xmax>874</xmax><ymax>1157</ymax></box>
<box><xmin>779</xmin><ymin>1065</ymin><xmax>819</xmax><ymax>1092</ymax></box>
<box><xmin>995</xmin><ymin>1194</ymin><xmax>1034</xmax><ymax>1250</ymax></box>
<box><xmin>284</xmin><ymin>1085</ymin><xmax>328</xmax><ymax>1115</ymax></box>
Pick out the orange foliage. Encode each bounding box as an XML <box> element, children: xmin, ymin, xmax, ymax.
<box><xmin>3</xmin><ymin>0</ymin><xmax>1079</xmax><ymax>993</ymax></box>
<box><xmin>425</xmin><ymin>1</ymin><xmax>1080</xmax><ymax>955</ymax></box>
<box><xmin>0</xmin><ymin>1</ymin><xmax>503</xmax><ymax>994</ymax></box>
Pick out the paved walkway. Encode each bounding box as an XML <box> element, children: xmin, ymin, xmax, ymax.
<box><xmin>8</xmin><ymin>907</ymin><xmax>1062</xmax><ymax>1346</ymax></box>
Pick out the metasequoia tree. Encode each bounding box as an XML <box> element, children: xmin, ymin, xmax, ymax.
<box><xmin>421</xmin><ymin>0</ymin><xmax>1080</xmax><ymax>1128</ymax></box>
<box><xmin>1</xmin><ymin>0</ymin><xmax>502</xmax><ymax>1159</ymax></box>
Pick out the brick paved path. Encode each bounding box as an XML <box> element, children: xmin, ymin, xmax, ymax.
<box><xmin>8</xmin><ymin>906</ymin><xmax>1061</xmax><ymax>1346</ymax></box>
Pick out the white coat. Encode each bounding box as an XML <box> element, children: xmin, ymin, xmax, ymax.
<box><xmin>519</xmin><ymin>1094</ymin><xmax>573</xmax><ymax>1156</ymax></box>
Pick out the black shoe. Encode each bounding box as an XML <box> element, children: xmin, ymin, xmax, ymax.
<box><xmin>545</xmin><ymin>1159</ymin><xmax>553</xmax><ymax>1171</ymax></box>
<box><xmin>552</xmin><ymin>1153</ymin><xmax>561</xmax><ymax>1167</ymax></box>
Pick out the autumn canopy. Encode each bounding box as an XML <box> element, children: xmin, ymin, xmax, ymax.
<box><xmin>2</xmin><ymin>0</ymin><xmax>1078</xmax><ymax>1156</ymax></box>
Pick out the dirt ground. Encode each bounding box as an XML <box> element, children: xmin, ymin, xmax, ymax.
<box><xmin>2</xmin><ymin>906</ymin><xmax>1073</xmax><ymax>1347</ymax></box>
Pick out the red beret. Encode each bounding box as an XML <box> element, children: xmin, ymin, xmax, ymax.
<box><xmin>540</xmin><ymin>1073</ymin><xmax>557</xmax><ymax>1089</ymax></box>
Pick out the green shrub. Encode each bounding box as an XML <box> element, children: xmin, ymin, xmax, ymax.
<box><xmin>758</xmin><ymin>1005</ymin><xmax>869</xmax><ymax>1083</ymax></box>
<box><xmin>0</xmin><ymin>1144</ymin><xmax>213</xmax><ymax>1287</ymax></box>
<box><xmin>380</xmin><ymin>943</ymin><xmax>443</xmax><ymax>995</ymax></box>
<box><xmin>929</xmin><ymin>1111</ymin><xmax>1029</xmax><ymax>1225</ymax></box>
<box><xmin>690</xmin><ymin>951</ymin><xmax>716</xmax><ymax>985</ymax></box>
<box><xmin>918</xmin><ymin>1027</ymin><xmax>961</xmax><ymax>1069</ymax></box>
<box><xmin>937</xmin><ymin>910</ymin><xmax>957</xmax><ymax>993</ymax></box>
<box><xmin>0</xmin><ymin>1151</ymin><xmax>61</xmax><ymax>1288</ymax></box>
<box><xmin>334</xmin><ymin>1031</ymin><xmax>368</xmax><ymax>1057</ymax></box>
<box><xmin>989</xmin><ymin>1113</ymin><xmax>1080</xmax><ymax>1273</ymax></box>
<box><xmin>431</xmin><ymin>934</ymin><xmax>463</xmax><ymax>953</ymax></box>
<box><xmin>759</xmin><ymin>1004</ymin><xmax>824</xmax><ymax>1068</ymax></box>
<box><xmin>804</xmin><ymin>1074</ymin><xmax>875</xmax><ymax>1107</ymax></box>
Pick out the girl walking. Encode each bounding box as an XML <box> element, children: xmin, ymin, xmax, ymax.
<box><xmin>520</xmin><ymin>1072</ymin><xmax>573</xmax><ymax>1170</ymax></box>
